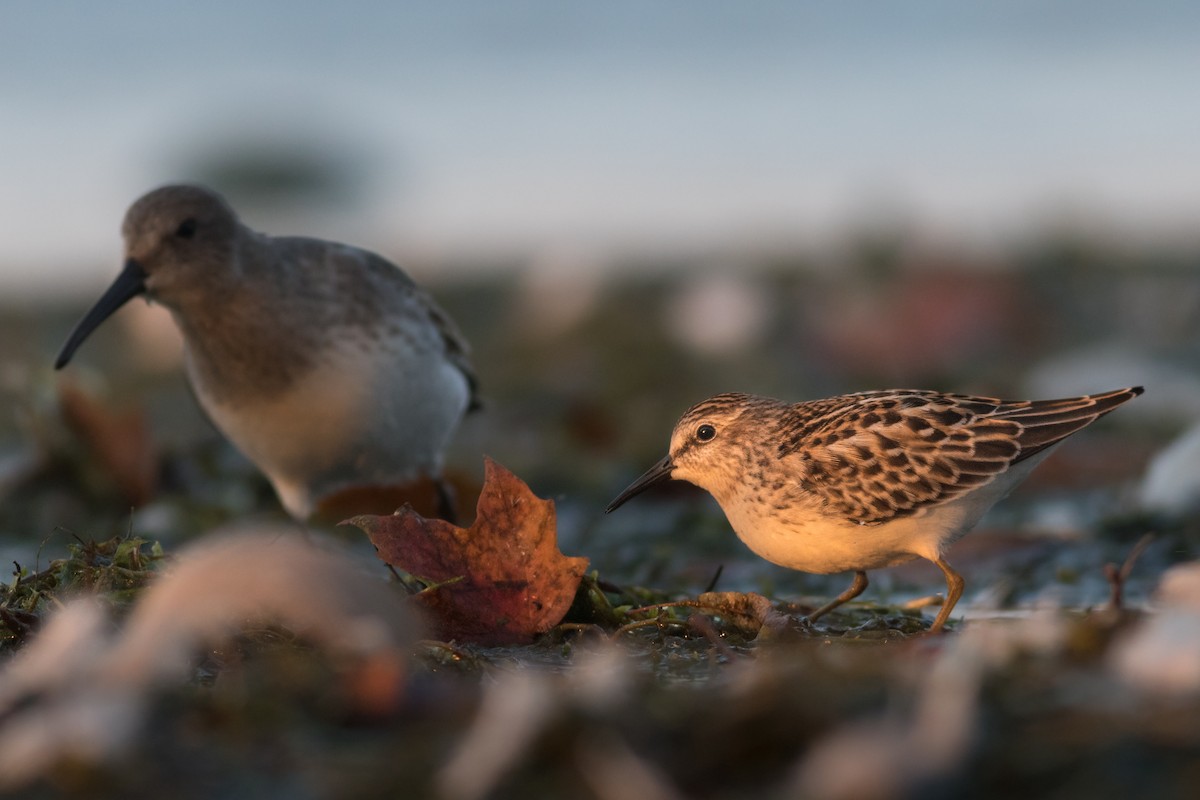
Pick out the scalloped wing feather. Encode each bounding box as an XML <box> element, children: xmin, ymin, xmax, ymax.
<box><xmin>779</xmin><ymin>387</ymin><xmax>1142</xmax><ymax>525</ymax></box>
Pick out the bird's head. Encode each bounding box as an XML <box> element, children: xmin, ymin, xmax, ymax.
<box><xmin>55</xmin><ymin>184</ymin><xmax>241</xmax><ymax>368</ymax></box>
<box><xmin>606</xmin><ymin>393</ymin><xmax>775</xmax><ymax>512</ymax></box>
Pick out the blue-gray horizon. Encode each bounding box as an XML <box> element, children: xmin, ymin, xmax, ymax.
<box><xmin>3</xmin><ymin>0</ymin><xmax>1199</xmax><ymax>295</ymax></box>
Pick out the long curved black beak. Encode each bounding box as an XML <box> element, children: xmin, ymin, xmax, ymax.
<box><xmin>605</xmin><ymin>455</ymin><xmax>675</xmax><ymax>513</ymax></box>
<box><xmin>54</xmin><ymin>259</ymin><xmax>148</xmax><ymax>369</ymax></box>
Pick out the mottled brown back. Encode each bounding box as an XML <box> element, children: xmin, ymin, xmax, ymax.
<box><xmin>764</xmin><ymin>387</ymin><xmax>1143</xmax><ymax>524</ymax></box>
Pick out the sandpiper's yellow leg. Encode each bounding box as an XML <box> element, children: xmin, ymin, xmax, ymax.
<box><xmin>928</xmin><ymin>556</ymin><xmax>965</xmax><ymax>633</ymax></box>
<box><xmin>807</xmin><ymin>570</ymin><xmax>869</xmax><ymax>622</ymax></box>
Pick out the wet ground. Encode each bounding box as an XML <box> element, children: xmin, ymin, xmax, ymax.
<box><xmin>1</xmin><ymin>241</ymin><xmax>1199</xmax><ymax>797</ymax></box>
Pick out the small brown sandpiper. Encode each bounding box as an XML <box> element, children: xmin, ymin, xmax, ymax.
<box><xmin>56</xmin><ymin>184</ymin><xmax>479</xmax><ymax>519</ymax></box>
<box><xmin>607</xmin><ymin>387</ymin><xmax>1142</xmax><ymax>631</ymax></box>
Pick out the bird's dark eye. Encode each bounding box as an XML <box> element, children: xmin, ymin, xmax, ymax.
<box><xmin>696</xmin><ymin>424</ymin><xmax>716</xmax><ymax>442</ymax></box>
<box><xmin>175</xmin><ymin>218</ymin><xmax>197</xmax><ymax>239</ymax></box>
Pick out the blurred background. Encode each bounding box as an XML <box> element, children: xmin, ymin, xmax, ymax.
<box><xmin>1</xmin><ymin>1</ymin><xmax>1198</xmax><ymax>602</ymax></box>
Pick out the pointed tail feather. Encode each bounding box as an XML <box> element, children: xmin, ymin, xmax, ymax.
<box><xmin>1011</xmin><ymin>386</ymin><xmax>1142</xmax><ymax>461</ymax></box>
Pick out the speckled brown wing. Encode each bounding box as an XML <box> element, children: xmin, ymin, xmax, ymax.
<box><xmin>777</xmin><ymin>387</ymin><xmax>1142</xmax><ymax>525</ymax></box>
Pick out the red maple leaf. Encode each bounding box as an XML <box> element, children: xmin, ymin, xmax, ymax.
<box><xmin>345</xmin><ymin>458</ymin><xmax>588</xmax><ymax>645</ymax></box>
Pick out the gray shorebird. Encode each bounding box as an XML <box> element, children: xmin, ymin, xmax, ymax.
<box><xmin>607</xmin><ymin>387</ymin><xmax>1143</xmax><ymax>632</ymax></box>
<box><xmin>56</xmin><ymin>184</ymin><xmax>479</xmax><ymax>519</ymax></box>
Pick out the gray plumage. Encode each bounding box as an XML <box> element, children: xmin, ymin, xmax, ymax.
<box><xmin>57</xmin><ymin>184</ymin><xmax>478</xmax><ymax>518</ymax></box>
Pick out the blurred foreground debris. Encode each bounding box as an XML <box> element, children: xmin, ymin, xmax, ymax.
<box><xmin>0</xmin><ymin>528</ymin><xmax>418</xmax><ymax>789</ymax></box>
<box><xmin>1111</xmin><ymin>560</ymin><xmax>1200</xmax><ymax>696</ymax></box>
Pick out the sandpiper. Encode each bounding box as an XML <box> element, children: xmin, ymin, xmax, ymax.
<box><xmin>56</xmin><ymin>184</ymin><xmax>479</xmax><ymax>519</ymax></box>
<box><xmin>607</xmin><ymin>387</ymin><xmax>1143</xmax><ymax>632</ymax></box>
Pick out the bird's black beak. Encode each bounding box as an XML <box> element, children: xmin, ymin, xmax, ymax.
<box><xmin>54</xmin><ymin>259</ymin><xmax>148</xmax><ymax>369</ymax></box>
<box><xmin>605</xmin><ymin>455</ymin><xmax>675</xmax><ymax>513</ymax></box>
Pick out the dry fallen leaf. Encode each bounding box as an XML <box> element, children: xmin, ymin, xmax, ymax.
<box><xmin>57</xmin><ymin>378</ymin><xmax>157</xmax><ymax>506</ymax></box>
<box><xmin>696</xmin><ymin>591</ymin><xmax>798</xmax><ymax>638</ymax></box>
<box><xmin>346</xmin><ymin>458</ymin><xmax>589</xmax><ymax>645</ymax></box>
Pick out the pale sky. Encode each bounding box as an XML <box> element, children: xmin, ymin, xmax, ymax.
<box><xmin>3</xmin><ymin>1</ymin><xmax>1199</xmax><ymax>295</ymax></box>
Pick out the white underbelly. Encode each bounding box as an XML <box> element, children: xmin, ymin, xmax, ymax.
<box><xmin>717</xmin><ymin>453</ymin><xmax>1051</xmax><ymax>574</ymax></box>
<box><xmin>188</xmin><ymin>337</ymin><xmax>470</xmax><ymax>517</ymax></box>
<box><xmin>726</xmin><ymin>507</ymin><xmax>931</xmax><ymax>574</ymax></box>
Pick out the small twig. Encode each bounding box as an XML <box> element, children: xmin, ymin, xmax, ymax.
<box><xmin>1121</xmin><ymin>532</ymin><xmax>1155</xmax><ymax>582</ymax></box>
<box><xmin>596</xmin><ymin>578</ymin><xmax>624</xmax><ymax>594</ymax></box>
<box><xmin>612</xmin><ymin>611</ymin><xmax>689</xmax><ymax>639</ymax></box>
<box><xmin>686</xmin><ymin>613</ymin><xmax>737</xmax><ymax>660</ymax></box>
<box><xmin>625</xmin><ymin>601</ymin><xmax>695</xmax><ymax>617</ymax></box>
<box><xmin>703</xmin><ymin>565</ymin><xmax>724</xmax><ymax>594</ymax></box>
<box><xmin>35</xmin><ymin>526</ymin><xmax>69</xmax><ymax>574</ymax></box>
<box><xmin>1105</xmin><ymin>532</ymin><xmax>1156</xmax><ymax>612</ymax></box>
<box><xmin>415</xmin><ymin>575</ymin><xmax>465</xmax><ymax>599</ymax></box>
<box><xmin>384</xmin><ymin>562</ymin><xmax>425</xmax><ymax>594</ymax></box>
<box><xmin>6</xmin><ymin>563</ymin><xmax>21</xmax><ymax>603</ymax></box>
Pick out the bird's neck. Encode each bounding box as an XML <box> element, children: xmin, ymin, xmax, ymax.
<box><xmin>171</xmin><ymin>239</ymin><xmax>321</xmax><ymax>406</ymax></box>
<box><xmin>175</xmin><ymin>306</ymin><xmax>313</xmax><ymax>407</ymax></box>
